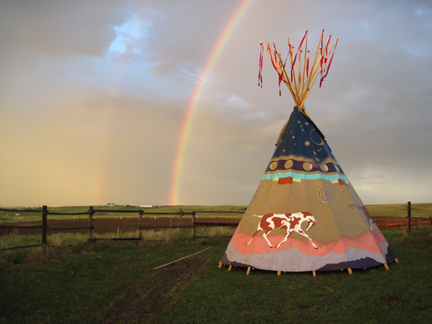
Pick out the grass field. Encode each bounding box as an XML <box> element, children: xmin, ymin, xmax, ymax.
<box><xmin>1</xmin><ymin>203</ymin><xmax>431</xmax><ymax>224</ymax></box>
<box><xmin>366</xmin><ymin>203</ymin><xmax>432</xmax><ymax>218</ymax></box>
<box><xmin>1</xmin><ymin>228</ymin><xmax>432</xmax><ymax>323</ymax></box>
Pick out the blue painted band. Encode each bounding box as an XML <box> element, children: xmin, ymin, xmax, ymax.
<box><xmin>262</xmin><ymin>171</ymin><xmax>349</xmax><ymax>182</ymax></box>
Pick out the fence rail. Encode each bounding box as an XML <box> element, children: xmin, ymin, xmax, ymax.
<box><xmin>0</xmin><ymin>206</ymin><xmax>243</xmax><ymax>251</ymax></box>
<box><xmin>374</xmin><ymin>217</ymin><xmax>432</xmax><ymax>231</ymax></box>
<box><xmin>2</xmin><ymin>202</ymin><xmax>432</xmax><ymax>252</ymax></box>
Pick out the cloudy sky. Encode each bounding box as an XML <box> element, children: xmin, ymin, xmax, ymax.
<box><xmin>1</xmin><ymin>0</ymin><xmax>431</xmax><ymax>207</ymax></box>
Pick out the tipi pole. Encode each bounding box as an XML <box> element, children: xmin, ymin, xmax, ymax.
<box><xmin>297</xmin><ymin>49</ymin><xmax>302</xmax><ymax>95</ymax></box>
<box><xmin>306</xmin><ymin>29</ymin><xmax>324</xmax><ymax>83</ymax></box>
<box><xmin>301</xmin><ymin>49</ymin><xmax>310</xmax><ymax>95</ymax></box>
<box><xmin>287</xmin><ymin>37</ymin><xmax>298</xmax><ymax>95</ymax></box>
<box><xmin>299</xmin><ymin>30</ymin><xmax>326</xmax><ymax>101</ymax></box>
<box><xmin>261</xmin><ymin>41</ymin><xmax>296</xmax><ymax>101</ymax></box>
<box><xmin>299</xmin><ymin>38</ymin><xmax>339</xmax><ymax>107</ymax></box>
<box><xmin>301</xmin><ymin>32</ymin><xmax>308</xmax><ymax>93</ymax></box>
<box><xmin>153</xmin><ymin>246</ymin><xmax>212</xmax><ymax>271</ymax></box>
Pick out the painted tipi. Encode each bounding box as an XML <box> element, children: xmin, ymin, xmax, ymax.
<box><xmin>220</xmin><ymin>30</ymin><xmax>397</xmax><ymax>275</ymax></box>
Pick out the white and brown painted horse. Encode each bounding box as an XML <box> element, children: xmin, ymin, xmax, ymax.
<box><xmin>246</xmin><ymin>212</ymin><xmax>318</xmax><ymax>249</ymax></box>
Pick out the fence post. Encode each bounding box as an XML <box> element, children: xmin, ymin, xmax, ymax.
<box><xmin>179</xmin><ymin>209</ymin><xmax>184</xmax><ymax>228</ymax></box>
<box><xmin>407</xmin><ymin>201</ymin><xmax>411</xmax><ymax>232</ymax></box>
<box><xmin>192</xmin><ymin>212</ymin><xmax>196</xmax><ymax>240</ymax></box>
<box><xmin>88</xmin><ymin>206</ymin><xmax>94</xmax><ymax>240</ymax></box>
<box><xmin>42</xmin><ymin>205</ymin><xmax>48</xmax><ymax>246</ymax></box>
<box><xmin>138</xmin><ymin>210</ymin><xmax>143</xmax><ymax>240</ymax></box>
<box><xmin>117</xmin><ymin>217</ymin><xmax>122</xmax><ymax>237</ymax></box>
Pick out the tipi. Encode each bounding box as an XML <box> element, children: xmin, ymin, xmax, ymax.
<box><xmin>220</xmin><ymin>30</ymin><xmax>397</xmax><ymax>275</ymax></box>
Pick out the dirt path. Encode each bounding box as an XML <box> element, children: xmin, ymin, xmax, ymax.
<box><xmin>100</xmin><ymin>256</ymin><xmax>209</xmax><ymax>323</ymax></box>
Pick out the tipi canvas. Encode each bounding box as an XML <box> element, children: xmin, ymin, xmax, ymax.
<box><xmin>220</xmin><ymin>30</ymin><xmax>397</xmax><ymax>274</ymax></box>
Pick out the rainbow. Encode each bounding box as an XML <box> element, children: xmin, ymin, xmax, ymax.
<box><xmin>168</xmin><ymin>0</ymin><xmax>254</xmax><ymax>205</ymax></box>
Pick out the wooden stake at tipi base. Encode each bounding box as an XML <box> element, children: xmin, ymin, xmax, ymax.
<box><xmin>219</xmin><ymin>30</ymin><xmax>398</xmax><ymax>276</ymax></box>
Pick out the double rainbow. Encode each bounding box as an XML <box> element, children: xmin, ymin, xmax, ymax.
<box><xmin>168</xmin><ymin>0</ymin><xmax>254</xmax><ymax>205</ymax></box>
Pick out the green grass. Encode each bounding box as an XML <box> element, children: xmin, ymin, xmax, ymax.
<box><xmin>157</xmin><ymin>230</ymin><xmax>432</xmax><ymax>323</ymax></box>
<box><xmin>0</xmin><ymin>242</ymin><xmax>199</xmax><ymax>323</ymax></box>
<box><xmin>0</xmin><ymin>227</ymin><xmax>236</xmax><ymax>264</ymax></box>
<box><xmin>1</xmin><ymin>228</ymin><xmax>432</xmax><ymax>323</ymax></box>
<box><xmin>365</xmin><ymin>203</ymin><xmax>432</xmax><ymax>218</ymax></box>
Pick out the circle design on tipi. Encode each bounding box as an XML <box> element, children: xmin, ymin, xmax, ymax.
<box><xmin>310</xmin><ymin>129</ymin><xmax>323</xmax><ymax>145</ymax></box>
<box><xmin>320</xmin><ymin>164</ymin><xmax>329</xmax><ymax>172</ymax></box>
<box><xmin>303</xmin><ymin>162</ymin><xmax>313</xmax><ymax>171</ymax></box>
<box><xmin>317</xmin><ymin>187</ymin><xmax>333</xmax><ymax>202</ymax></box>
<box><xmin>269</xmin><ymin>161</ymin><xmax>278</xmax><ymax>171</ymax></box>
<box><xmin>284</xmin><ymin>160</ymin><xmax>294</xmax><ymax>169</ymax></box>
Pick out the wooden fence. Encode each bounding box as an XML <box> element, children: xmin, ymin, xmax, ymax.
<box><xmin>2</xmin><ymin>202</ymin><xmax>432</xmax><ymax>252</ymax></box>
<box><xmin>374</xmin><ymin>217</ymin><xmax>432</xmax><ymax>231</ymax></box>
<box><xmin>0</xmin><ymin>206</ymin><xmax>243</xmax><ymax>251</ymax></box>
